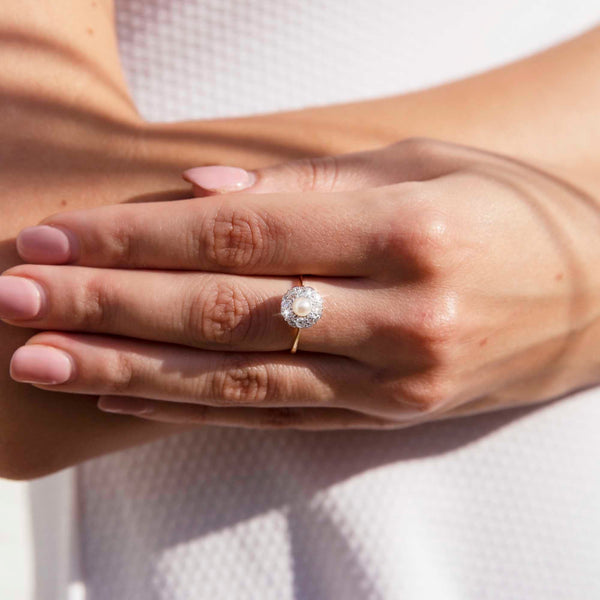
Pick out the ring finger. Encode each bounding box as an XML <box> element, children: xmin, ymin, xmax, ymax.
<box><xmin>0</xmin><ymin>264</ymin><xmax>373</xmax><ymax>357</ymax></box>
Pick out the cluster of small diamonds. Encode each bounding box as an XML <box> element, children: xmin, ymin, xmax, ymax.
<box><xmin>280</xmin><ymin>286</ymin><xmax>323</xmax><ymax>328</ymax></box>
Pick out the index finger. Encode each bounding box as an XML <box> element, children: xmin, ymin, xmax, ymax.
<box><xmin>16</xmin><ymin>189</ymin><xmax>408</xmax><ymax>276</ymax></box>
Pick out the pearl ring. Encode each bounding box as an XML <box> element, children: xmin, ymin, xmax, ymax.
<box><xmin>280</xmin><ymin>276</ymin><xmax>324</xmax><ymax>353</ymax></box>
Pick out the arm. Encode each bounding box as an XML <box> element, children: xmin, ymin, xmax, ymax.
<box><xmin>2</xmin><ymin>1</ymin><xmax>599</xmax><ymax>478</ymax></box>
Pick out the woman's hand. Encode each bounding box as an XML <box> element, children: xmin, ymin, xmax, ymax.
<box><xmin>3</xmin><ymin>139</ymin><xmax>600</xmax><ymax>429</ymax></box>
<box><xmin>0</xmin><ymin>0</ymin><xmax>371</xmax><ymax>475</ymax></box>
<box><xmin>0</xmin><ymin>0</ymin><xmax>408</xmax><ymax>474</ymax></box>
<box><xmin>1</xmin><ymin>8</ymin><xmax>598</xmax><ymax>474</ymax></box>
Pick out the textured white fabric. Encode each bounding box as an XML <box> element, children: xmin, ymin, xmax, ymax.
<box><xmin>115</xmin><ymin>0</ymin><xmax>600</xmax><ymax>121</ymax></box>
<box><xmin>68</xmin><ymin>1</ymin><xmax>600</xmax><ymax>599</ymax></box>
<box><xmin>77</xmin><ymin>398</ymin><xmax>600</xmax><ymax>600</ymax></box>
<box><xmin>28</xmin><ymin>470</ymin><xmax>84</xmax><ymax>600</ymax></box>
<box><xmin>0</xmin><ymin>480</ymin><xmax>33</xmax><ymax>599</ymax></box>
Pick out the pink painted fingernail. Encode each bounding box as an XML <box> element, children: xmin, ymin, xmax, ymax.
<box><xmin>183</xmin><ymin>166</ymin><xmax>256</xmax><ymax>193</ymax></box>
<box><xmin>0</xmin><ymin>276</ymin><xmax>44</xmax><ymax>320</ymax></box>
<box><xmin>17</xmin><ymin>225</ymin><xmax>77</xmax><ymax>264</ymax></box>
<box><xmin>97</xmin><ymin>396</ymin><xmax>154</xmax><ymax>415</ymax></box>
<box><xmin>10</xmin><ymin>345</ymin><xmax>74</xmax><ymax>385</ymax></box>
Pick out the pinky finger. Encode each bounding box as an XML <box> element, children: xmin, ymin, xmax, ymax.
<box><xmin>98</xmin><ymin>396</ymin><xmax>399</xmax><ymax>430</ymax></box>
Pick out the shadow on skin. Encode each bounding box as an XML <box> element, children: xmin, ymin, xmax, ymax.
<box><xmin>22</xmin><ymin>142</ymin><xmax>600</xmax><ymax>560</ymax></box>
<box><xmin>22</xmin><ymin>159</ymin><xmax>599</xmax><ymax>580</ymax></box>
<box><xmin>4</xmin><ymin>21</ymin><xmax>599</xmax><ymax>590</ymax></box>
<box><xmin>28</xmin><ymin>146</ymin><xmax>600</xmax><ymax>560</ymax></box>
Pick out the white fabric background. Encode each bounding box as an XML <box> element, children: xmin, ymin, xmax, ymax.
<box><xmin>75</xmin><ymin>399</ymin><xmax>600</xmax><ymax>600</ymax></box>
<box><xmin>0</xmin><ymin>479</ymin><xmax>33</xmax><ymax>599</ymax></box>
<box><xmin>116</xmin><ymin>0</ymin><xmax>600</xmax><ymax>121</ymax></box>
<box><xmin>8</xmin><ymin>1</ymin><xmax>600</xmax><ymax>599</ymax></box>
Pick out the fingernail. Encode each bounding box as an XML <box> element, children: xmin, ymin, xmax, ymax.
<box><xmin>10</xmin><ymin>345</ymin><xmax>74</xmax><ymax>385</ymax></box>
<box><xmin>17</xmin><ymin>225</ymin><xmax>77</xmax><ymax>264</ymax></box>
<box><xmin>0</xmin><ymin>276</ymin><xmax>44</xmax><ymax>320</ymax></box>
<box><xmin>97</xmin><ymin>396</ymin><xmax>154</xmax><ymax>415</ymax></box>
<box><xmin>183</xmin><ymin>166</ymin><xmax>255</xmax><ymax>193</ymax></box>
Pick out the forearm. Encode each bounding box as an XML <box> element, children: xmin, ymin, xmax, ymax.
<box><xmin>114</xmin><ymin>21</ymin><xmax>600</xmax><ymax>219</ymax></box>
<box><xmin>5</xmin><ymin>1</ymin><xmax>599</xmax><ymax>200</ymax></box>
<box><xmin>146</xmin><ymin>26</ymin><xmax>598</xmax><ymax>174</ymax></box>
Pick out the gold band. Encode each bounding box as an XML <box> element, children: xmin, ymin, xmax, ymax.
<box><xmin>290</xmin><ymin>275</ymin><xmax>304</xmax><ymax>354</ymax></box>
<box><xmin>290</xmin><ymin>328</ymin><xmax>301</xmax><ymax>354</ymax></box>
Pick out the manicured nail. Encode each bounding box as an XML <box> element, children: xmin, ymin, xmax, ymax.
<box><xmin>0</xmin><ymin>276</ymin><xmax>44</xmax><ymax>320</ymax></box>
<box><xmin>97</xmin><ymin>395</ymin><xmax>154</xmax><ymax>415</ymax></box>
<box><xmin>17</xmin><ymin>225</ymin><xmax>77</xmax><ymax>264</ymax></box>
<box><xmin>10</xmin><ymin>345</ymin><xmax>74</xmax><ymax>385</ymax></box>
<box><xmin>183</xmin><ymin>166</ymin><xmax>256</xmax><ymax>193</ymax></box>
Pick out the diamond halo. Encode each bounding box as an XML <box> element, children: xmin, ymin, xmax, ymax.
<box><xmin>280</xmin><ymin>286</ymin><xmax>323</xmax><ymax>328</ymax></box>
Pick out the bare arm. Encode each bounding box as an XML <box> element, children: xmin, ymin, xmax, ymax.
<box><xmin>1</xmin><ymin>1</ymin><xmax>599</xmax><ymax>478</ymax></box>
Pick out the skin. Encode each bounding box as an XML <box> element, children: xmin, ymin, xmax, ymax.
<box><xmin>0</xmin><ymin>0</ymin><xmax>599</xmax><ymax>478</ymax></box>
<box><xmin>5</xmin><ymin>140</ymin><xmax>600</xmax><ymax>430</ymax></box>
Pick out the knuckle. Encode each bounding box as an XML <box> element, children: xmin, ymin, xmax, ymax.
<box><xmin>408</xmin><ymin>211</ymin><xmax>452</xmax><ymax>273</ymax></box>
<box><xmin>392</xmin><ymin>372</ymin><xmax>454</xmax><ymax>414</ymax></box>
<box><xmin>407</xmin><ymin>292</ymin><xmax>460</xmax><ymax>363</ymax></box>
<box><xmin>214</xmin><ymin>360</ymin><xmax>273</xmax><ymax>405</ymax></box>
<box><xmin>283</xmin><ymin>156</ymin><xmax>340</xmax><ymax>192</ymax></box>
<box><xmin>101</xmin><ymin>219</ymin><xmax>135</xmax><ymax>266</ymax></box>
<box><xmin>186</xmin><ymin>279</ymin><xmax>255</xmax><ymax>347</ymax></box>
<box><xmin>42</xmin><ymin>213</ymin><xmax>137</xmax><ymax>266</ymax></box>
<box><xmin>383</xmin><ymin>194</ymin><xmax>452</xmax><ymax>275</ymax></box>
<box><xmin>79</xmin><ymin>276</ymin><xmax>115</xmax><ymax>330</ymax></box>
<box><xmin>105</xmin><ymin>352</ymin><xmax>137</xmax><ymax>394</ymax></box>
<box><xmin>205</xmin><ymin>204</ymin><xmax>274</xmax><ymax>271</ymax></box>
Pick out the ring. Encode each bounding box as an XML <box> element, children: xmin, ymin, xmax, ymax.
<box><xmin>280</xmin><ymin>276</ymin><xmax>324</xmax><ymax>354</ymax></box>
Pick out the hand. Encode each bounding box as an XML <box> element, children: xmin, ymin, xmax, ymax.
<box><xmin>0</xmin><ymin>0</ymin><xmax>365</xmax><ymax>474</ymax></box>
<box><xmin>3</xmin><ymin>139</ymin><xmax>600</xmax><ymax>430</ymax></box>
<box><xmin>0</xmin><ymin>0</ymin><xmax>385</xmax><ymax>476</ymax></box>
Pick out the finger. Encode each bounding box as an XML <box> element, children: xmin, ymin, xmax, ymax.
<box><xmin>16</xmin><ymin>138</ymin><xmax>474</xmax><ymax>274</ymax></box>
<box><xmin>0</xmin><ymin>266</ymin><xmax>376</xmax><ymax>357</ymax></box>
<box><xmin>7</xmin><ymin>332</ymin><xmax>411</xmax><ymax>419</ymax></box>
<box><xmin>97</xmin><ymin>397</ymin><xmax>397</xmax><ymax>430</ymax></box>
<box><xmin>183</xmin><ymin>139</ymin><xmax>474</xmax><ymax>196</ymax></box>
<box><xmin>16</xmin><ymin>188</ymin><xmax>397</xmax><ymax>276</ymax></box>
<box><xmin>183</xmin><ymin>154</ymin><xmax>391</xmax><ymax>196</ymax></box>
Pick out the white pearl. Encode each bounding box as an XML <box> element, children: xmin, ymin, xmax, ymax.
<box><xmin>292</xmin><ymin>297</ymin><xmax>312</xmax><ymax>317</ymax></box>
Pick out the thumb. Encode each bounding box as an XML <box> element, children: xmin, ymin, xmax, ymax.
<box><xmin>182</xmin><ymin>146</ymin><xmax>409</xmax><ymax>197</ymax></box>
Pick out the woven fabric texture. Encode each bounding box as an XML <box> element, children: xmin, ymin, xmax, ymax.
<box><xmin>76</xmin><ymin>2</ymin><xmax>600</xmax><ymax>598</ymax></box>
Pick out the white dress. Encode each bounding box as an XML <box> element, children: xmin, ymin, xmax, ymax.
<box><xmin>28</xmin><ymin>1</ymin><xmax>600</xmax><ymax>599</ymax></box>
